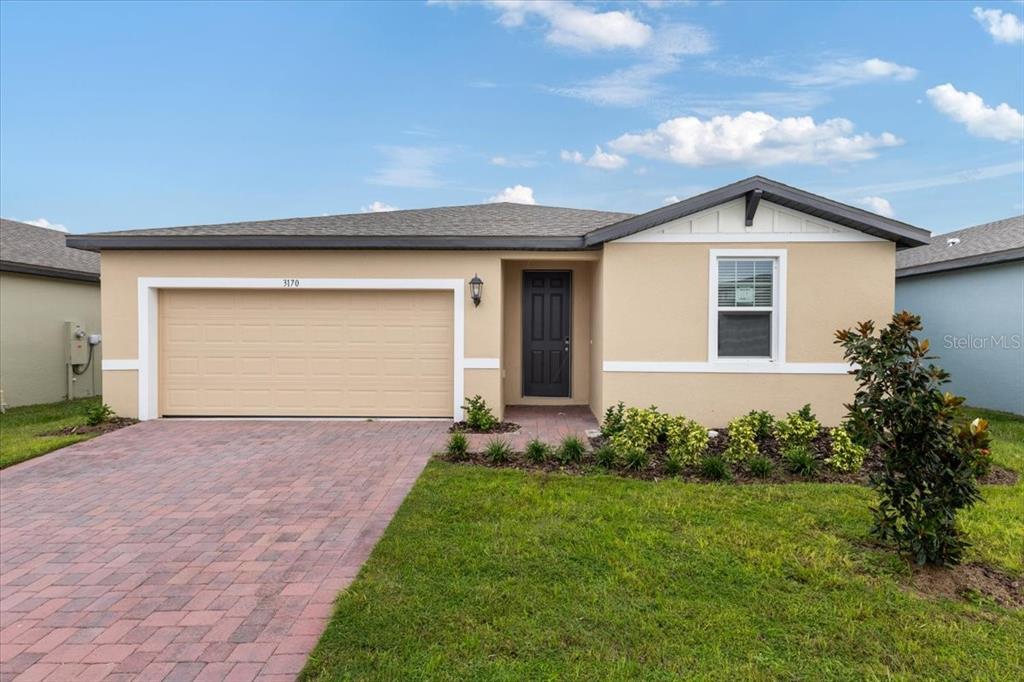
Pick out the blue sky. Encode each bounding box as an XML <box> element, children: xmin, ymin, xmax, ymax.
<box><xmin>1</xmin><ymin>1</ymin><xmax>1022</xmax><ymax>235</ymax></box>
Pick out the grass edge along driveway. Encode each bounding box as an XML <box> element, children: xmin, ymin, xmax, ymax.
<box><xmin>302</xmin><ymin>407</ymin><xmax>1023</xmax><ymax>680</ymax></box>
<box><xmin>0</xmin><ymin>396</ymin><xmax>102</xmax><ymax>468</ymax></box>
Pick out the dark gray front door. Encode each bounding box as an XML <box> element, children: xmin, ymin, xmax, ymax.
<box><xmin>522</xmin><ymin>270</ymin><xmax>571</xmax><ymax>397</ymax></box>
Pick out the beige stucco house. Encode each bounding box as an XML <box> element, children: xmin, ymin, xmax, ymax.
<box><xmin>1</xmin><ymin>219</ymin><xmax>102</xmax><ymax>408</ymax></box>
<box><xmin>67</xmin><ymin>177</ymin><xmax>930</xmax><ymax>425</ymax></box>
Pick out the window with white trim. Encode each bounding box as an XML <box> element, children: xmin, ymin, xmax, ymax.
<box><xmin>714</xmin><ymin>257</ymin><xmax>777</xmax><ymax>360</ymax></box>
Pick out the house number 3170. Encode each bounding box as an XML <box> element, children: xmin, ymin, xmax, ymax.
<box><xmin>283</xmin><ymin>279</ymin><xmax>300</xmax><ymax>287</ymax></box>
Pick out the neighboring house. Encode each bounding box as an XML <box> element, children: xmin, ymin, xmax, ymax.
<box><xmin>896</xmin><ymin>215</ymin><xmax>1024</xmax><ymax>415</ymax></box>
<box><xmin>0</xmin><ymin>219</ymin><xmax>102</xmax><ymax>408</ymax></box>
<box><xmin>67</xmin><ymin>176</ymin><xmax>929</xmax><ymax>425</ymax></box>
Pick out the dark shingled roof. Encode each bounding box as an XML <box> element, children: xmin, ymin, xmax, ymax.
<box><xmin>0</xmin><ymin>219</ymin><xmax>101</xmax><ymax>282</ymax></box>
<box><xmin>84</xmin><ymin>203</ymin><xmax>633</xmax><ymax>238</ymax></box>
<box><xmin>896</xmin><ymin>215</ymin><xmax>1024</xmax><ymax>278</ymax></box>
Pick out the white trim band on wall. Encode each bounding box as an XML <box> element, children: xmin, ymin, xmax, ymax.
<box><xmin>102</xmin><ymin>359</ymin><xmax>140</xmax><ymax>371</ymax></box>
<box><xmin>463</xmin><ymin>358</ymin><xmax>501</xmax><ymax>369</ymax></box>
<box><xmin>136</xmin><ymin>277</ymin><xmax>466</xmax><ymax>422</ymax></box>
<box><xmin>603</xmin><ymin>361</ymin><xmax>852</xmax><ymax>375</ymax></box>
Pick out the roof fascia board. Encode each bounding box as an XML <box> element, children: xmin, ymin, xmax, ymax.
<box><xmin>64</xmin><ymin>234</ymin><xmax>595</xmax><ymax>252</ymax></box>
<box><xmin>896</xmin><ymin>246</ymin><xmax>1024</xmax><ymax>278</ymax></box>
<box><xmin>0</xmin><ymin>260</ymin><xmax>100</xmax><ymax>282</ymax></box>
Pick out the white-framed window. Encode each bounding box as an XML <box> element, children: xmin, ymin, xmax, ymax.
<box><xmin>708</xmin><ymin>249</ymin><xmax>787</xmax><ymax>364</ymax></box>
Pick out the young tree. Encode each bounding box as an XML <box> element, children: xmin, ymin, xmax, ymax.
<box><xmin>835</xmin><ymin>311</ymin><xmax>991</xmax><ymax>566</ymax></box>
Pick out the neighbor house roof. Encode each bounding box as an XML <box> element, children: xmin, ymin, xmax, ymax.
<box><xmin>895</xmin><ymin>215</ymin><xmax>1024</xmax><ymax>278</ymax></box>
<box><xmin>65</xmin><ymin>176</ymin><xmax>931</xmax><ymax>252</ymax></box>
<box><xmin>0</xmin><ymin>219</ymin><xmax>101</xmax><ymax>282</ymax></box>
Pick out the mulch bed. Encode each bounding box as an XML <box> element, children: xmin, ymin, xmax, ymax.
<box><xmin>448</xmin><ymin>421</ymin><xmax>520</xmax><ymax>434</ymax></box>
<box><xmin>437</xmin><ymin>426</ymin><xmax>1018</xmax><ymax>486</ymax></box>
<box><xmin>42</xmin><ymin>417</ymin><xmax>139</xmax><ymax>437</ymax></box>
<box><xmin>910</xmin><ymin>563</ymin><xmax>1023</xmax><ymax>609</ymax></box>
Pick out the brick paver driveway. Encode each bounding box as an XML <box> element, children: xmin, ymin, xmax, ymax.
<box><xmin>0</xmin><ymin>419</ymin><xmax>446</xmax><ymax>681</ymax></box>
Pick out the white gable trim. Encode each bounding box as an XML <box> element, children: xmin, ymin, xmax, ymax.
<box><xmin>617</xmin><ymin>198</ymin><xmax>885</xmax><ymax>244</ymax></box>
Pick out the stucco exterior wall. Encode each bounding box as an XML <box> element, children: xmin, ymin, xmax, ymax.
<box><xmin>0</xmin><ymin>271</ymin><xmax>101</xmax><ymax>407</ymax></box>
<box><xmin>99</xmin><ymin>249</ymin><xmax>596</xmax><ymax>419</ymax></box>
<box><xmin>598</xmin><ymin>240</ymin><xmax>895</xmax><ymax>425</ymax></box>
<box><xmin>896</xmin><ymin>261</ymin><xmax>1024</xmax><ymax>414</ymax></box>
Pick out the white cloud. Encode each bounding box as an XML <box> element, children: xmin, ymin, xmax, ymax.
<box><xmin>361</xmin><ymin>201</ymin><xmax>398</xmax><ymax>213</ymax></box>
<box><xmin>368</xmin><ymin>146</ymin><xmax>447</xmax><ymax>188</ymax></box>
<box><xmin>973</xmin><ymin>6</ymin><xmax>1024</xmax><ymax>43</ymax></box>
<box><xmin>22</xmin><ymin>218</ymin><xmax>68</xmax><ymax>232</ymax></box>
<box><xmin>784</xmin><ymin>58</ymin><xmax>918</xmax><ymax>87</ymax></box>
<box><xmin>485</xmin><ymin>1</ymin><xmax>652</xmax><ymax>51</ymax></box>
<box><xmin>856</xmin><ymin>196</ymin><xmax>894</xmax><ymax>218</ymax></box>
<box><xmin>663</xmin><ymin>195</ymin><xmax>681</xmax><ymax>205</ymax></box>
<box><xmin>560</xmin><ymin>146</ymin><xmax>628</xmax><ymax>170</ymax></box>
<box><xmin>490</xmin><ymin>154</ymin><xmax>540</xmax><ymax>168</ymax></box>
<box><xmin>487</xmin><ymin>184</ymin><xmax>537</xmax><ymax>204</ymax></box>
<box><xmin>608</xmin><ymin>112</ymin><xmax>903</xmax><ymax>166</ymax></box>
<box><xmin>926</xmin><ymin>83</ymin><xmax>1024</xmax><ymax>141</ymax></box>
<box><xmin>549</xmin><ymin>23</ymin><xmax>713</xmax><ymax>106</ymax></box>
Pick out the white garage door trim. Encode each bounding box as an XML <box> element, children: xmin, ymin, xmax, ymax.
<box><xmin>137</xmin><ymin>277</ymin><xmax>465</xmax><ymax>421</ymax></box>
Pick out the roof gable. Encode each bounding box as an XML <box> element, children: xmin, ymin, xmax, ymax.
<box><xmin>584</xmin><ymin>176</ymin><xmax>930</xmax><ymax>248</ymax></box>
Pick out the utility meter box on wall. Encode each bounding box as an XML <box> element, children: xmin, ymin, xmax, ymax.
<box><xmin>65</xmin><ymin>321</ymin><xmax>88</xmax><ymax>365</ymax></box>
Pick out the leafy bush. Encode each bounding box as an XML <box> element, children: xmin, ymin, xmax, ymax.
<box><xmin>745</xmin><ymin>410</ymin><xmax>777</xmax><ymax>440</ymax></box>
<box><xmin>609</xmin><ymin>405</ymin><xmax>668</xmax><ymax>455</ymax></box>
<box><xmin>619</xmin><ymin>444</ymin><xmax>650</xmax><ymax>471</ymax></box>
<box><xmin>723</xmin><ymin>416</ymin><xmax>759</xmax><ymax>463</ymax></box>
<box><xmin>748</xmin><ymin>456</ymin><xmax>774</xmax><ymax>478</ymax></box>
<box><xmin>600</xmin><ymin>401</ymin><xmax>626</xmax><ymax>438</ymax></box>
<box><xmin>960</xmin><ymin>417</ymin><xmax>993</xmax><ymax>478</ymax></box>
<box><xmin>85</xmin><ymin>403</ymin><xmax>115</xmax><ymax>426</ymax></box>
<box><xmin>524</xmin><ymin>439</ymin><xmax>552</xmax><ymax>464</ymax></box>
<box><xmin>783</xmin><ymin>446</ymin><xmax>817</xmax><ymax>476</ymax></box>
<box><xmin>776</xmin><ymin>405</ymin><xmax>820</xmax><ymax>449</ymax></box>
<box><xmin>463</xmin><ymin>395</ymin><xmax>499</xmax><ymax>432</ymax></box>
<box><xmin>664</xmin><ymin>416</ymin><xmax>708</xmax><ymax>467</ymax></box>
<box><xmin>557</xmin><ymin>435</ymin><xmax>586</xmax><ymax>464</ymax></box>
<box><xmin>826</xmin><ymin>425</ymin><xmax>867</xmax><ymax>472</ymax></box>
<box><xmin>593</xmin><ymin>445</ymin><xmax>618</xmax><ymax>469</ymax></box>
<box><xmin>664</xmin><ymin>449</ymin><xmax>686</xmax><ymax>475</ymax></box>
<box><xmin>445</xmin><ymin>432</ymin><xmax>468</xmax><ymax>461</ymax></box>
<box><xmin>484</xmin><ymin>438</ymin><xmax>512</xmax><ymax>464</ymax></box>
<box><xmin>700</xmin><ymin>455</ymin><xmax>731</xmax><ymax>481</ymax></box>
<box><xmin>836</xmin><ymin>311</ymin><xmax>989</xmax><ymax>566</ymax></box>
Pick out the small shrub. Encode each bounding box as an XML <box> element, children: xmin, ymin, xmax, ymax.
<box><xmin>600</xmin><ymin>401</ymin><xmax>626</xmax><ymax>438</ymax></box>
<box><xmin>783</xmin><ymin>446</ymin><xmax>817</xmax><ymax>476</ymax></box>
<box><xmin>700</xmin><ymin>455</ymin><xmax>731</xmax><ymax>481</ymax></box>
<box><xmin>484</xmin><ymin>438</ymin><xmax>512</xmax><ymax>464</ymax></box>
<box><xmin>837</xmin><ymin>312</ymin><xmax>989</xmax><ymax>565</ymax></box>
<box><xmin>85</xmin><ymin>403</ymin><xmax>115</xmax><ymax>426</ymax></box>
<box><xmin>664</xmin><ymin>449</ymin><xmax>686</xmax><ymax>475</ymax></box>
<box><xmin>463</xmin><ymin>395</ymin><xmax>499</xmax><ymax>432</ymax></box>
<box><xmin>748</xmin><ymin>455</ymin><xmax>774</xmax><ymax>478</ymax></box>
<box><xmin>664</xmin><ymin>415</ymin><xmax>708</xmax><ymax>467</ymax></box>
<box><xmin>745</xmin><ymin>410</ymin><xmax>777</xmax><ymax>440</ymax></box>
<box><xmin>619</xmin><ymin>444</ymin><xmax>650</xmax><ymax>471</ymax></box>
<box><xmin>826</xmin><ymin>425</ymin><xmax>867</xmax><ymax>472</ymax></box>
<box><xmin>445</xmin><ymin>432</ymin><xmax>468</xmax><ymax>461</ymax></box>
<box><xmin>776</xmin><ymin>405</ymin><xmax>821</xmax><ymax>449</ymax></box>
<box><xmin>610</xmin><ymin>405</ymin><xmax>668</xmax><ymax>455</ymax></box>
<box><xmin>524</xmin><ymin>438</ymin><xmax>552</xmax><ymax>464</ymax></box>
<box><xmin>594</xmin><ymin>445</ymin><xmax>618</xmax><ymax>469</ymax></box>
<box><xmin>723</xmin><ymin>416</ymin><xmax>759</xmax><ymax>463</ymax></box>
<box><xmin>557</xmin><ymin>435</ymin><xmax>586</xmax><ymax>464</ymax></box>
<box><xmin>961</xmin><ymin>418</ymin><xmax>993</xmax><ymax>478</ymax></box>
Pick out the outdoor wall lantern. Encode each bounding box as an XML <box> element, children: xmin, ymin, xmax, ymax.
<box><xmin>469</xmin><ymin>274</ymin><xmax>483</xmax><ymax>307</ymax></box>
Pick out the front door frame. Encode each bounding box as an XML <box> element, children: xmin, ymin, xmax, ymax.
<box><xmin>521</xmin><ymin>269</ymin><xmax>573</xmax><ymax>398</ymax></box>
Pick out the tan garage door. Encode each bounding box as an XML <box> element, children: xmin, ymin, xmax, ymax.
<box><xmin>158</xmin><ymin>289</ymin><xmax>453</xmax><ymax>417</ymax></box>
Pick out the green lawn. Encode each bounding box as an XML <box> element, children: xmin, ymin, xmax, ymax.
<box><xmin>303</xmin><ymin>408</ymin><xmax>1024</xmax><ymax>681</ymax></box>
<box><xmin>0</xmin><ymin>397</ymin><xmax>103</xmax><ymax>468</ymax></box>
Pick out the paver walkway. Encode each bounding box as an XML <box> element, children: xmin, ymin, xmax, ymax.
<box><xmin>0</xmin><ymin>419</ymin><xmax>446</xmax><ymax>681</ymax></box>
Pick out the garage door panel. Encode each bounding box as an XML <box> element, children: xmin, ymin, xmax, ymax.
<box><xmin>159</xmin><ymin>289</ymin><xmax>453</xmax><ymax>416</ymax></box>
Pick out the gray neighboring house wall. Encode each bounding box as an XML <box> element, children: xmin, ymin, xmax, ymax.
<box><xmin>896</xmin><ymin>215</ymin><xmax>1024</xmax><ymax>415</ymax></box>
<box><xmin>0</xmin><ymin>219</ymin><xmax>102</xmax><ymax>408</ymax></box>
